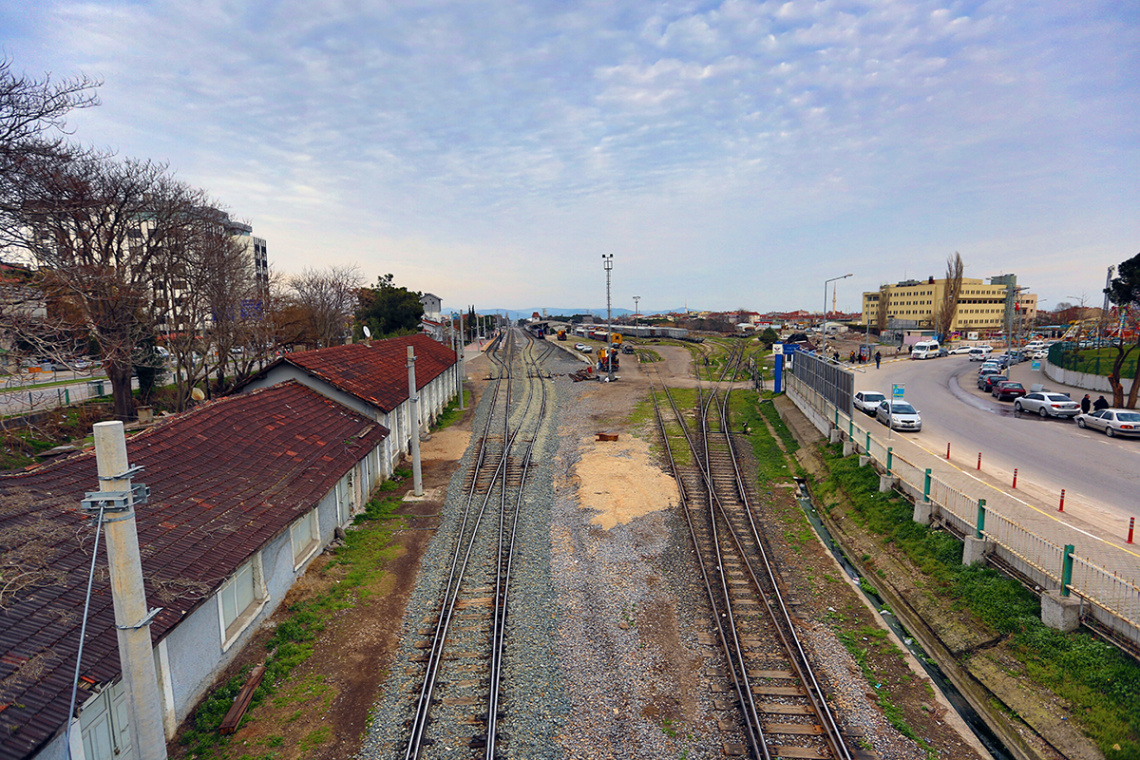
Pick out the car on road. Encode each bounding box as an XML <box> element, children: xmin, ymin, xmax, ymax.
<box><xmin>978</xmin><ymin>372</ymin><xmax>1006</xmax><ymax>392</ymax></box>
<box><xmin>574</xmin><ymin>343</ymin><xmax>589</xmax><ymax>352</ymax></box>
<box><xmin>854</xmin><ymin>391</ymin><xmax>887</xmax><ymax>415</ymax></box>
<box><xmin>875</xmin><ymin>400</ymin><xmax>922</xmax><ymax>432</ymax></box>
<box><xmin>947</xmin><ymin>345</ymin><xmax>974</xmax><ymax>355</ymax></box>
<box><xmin>991</xmin><ymin>380</ymin><xmax>1027</xmax><ymax>401</ymax></box>
<box><xmin>976</xmin><ymin>367</ymin><xmax>1002</xmax><ymax>386</ymax></box>
<box><xmin>978</xmin><ymin>361</ymin><xmax>1002</xmax><ymax>375</ymax></box>
<box><xmin>1076</xmin><ymin>409</ymin><xmax>1140</xmax><ymax>438</ymax></box>
<box><xmin>968</xmin><ymin>346</ymin><xmax>994</xmax><ymax>361</ymax></box>
<box><xmin>1014</xmin><ymin>392</ymin><xmax>1079</xmax><ymax>418</ymax></box>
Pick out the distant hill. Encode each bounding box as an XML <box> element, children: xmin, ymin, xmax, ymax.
<box><xmin>483</xmin><ymin>307</ymin><xmax>702</xmax><ymax>320</ymax></box>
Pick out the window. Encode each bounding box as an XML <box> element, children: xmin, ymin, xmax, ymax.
<box><xmin>291</xmin><ymin>510</ymin><xmax>320</xmax><ymax>568</ymax></box>
<box><xmin>218</xmin><ymin>556</ymin><xmax>265</xmax><ymax>648</ymax></box>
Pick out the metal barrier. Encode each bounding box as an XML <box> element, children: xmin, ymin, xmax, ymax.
<box><xmin>786</xmin><ymin>373</ymin><xmax>1140</xmax><ymax>648</ymax></box>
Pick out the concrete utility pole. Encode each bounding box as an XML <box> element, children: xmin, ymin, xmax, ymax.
<box><xmin>90</xmin><ymin>422</ymin><xmax>167</xmax><ymax>759</ymax></box>
<box><xmin>603</xmin><ymin>254</ymin><xmax>614</xmax><ymax>381</ymax></box>
<box><xmin>633</xmin><ymin>296</ymin><xmax>640</xmax><ymax>323</ymax></box>
<box><xmin>457</xmin><ymin>312</ymin><xmax>466</xmax><ymax>410</ymax></box>
<box><xmin>407</xmin><ymin>346</ymin><xmax>424</xmax><ymax>497</ymax></box>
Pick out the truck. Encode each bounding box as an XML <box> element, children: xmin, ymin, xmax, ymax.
<box><xmin>557</xmin><ymin>329</ymin><xmax>567</xmax><ymax>341</ymax></box>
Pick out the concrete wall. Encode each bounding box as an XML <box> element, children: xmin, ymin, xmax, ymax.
<box><xmin>1043</xmin><ymin>358</ymin><xmax>1135</xmax><ymax>395</ymax></box>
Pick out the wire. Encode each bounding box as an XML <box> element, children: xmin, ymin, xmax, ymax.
<box><xmin>65</xmin><ymin>503</ymin><xmax>106</xmax><ymax>758</ymax></box>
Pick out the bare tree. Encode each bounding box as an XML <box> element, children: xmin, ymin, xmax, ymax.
<box><xmin>934</xmin><ymin>252</ymin><xmax>964</xmax><ymax>341</ymax></box>
<box><xmin>288</xmin><ymin>265</ymin><xmax>364</xmax><ymax>348</ymax></box>
<box><xmin>12</xmin><ymin>151</ymin><xmax>174</xmax><ymax>420</ymax></box>
<box><xmin>875</xmin><ymin>285</ymin><xmax>891</xmax><ymax>334</ymax></box>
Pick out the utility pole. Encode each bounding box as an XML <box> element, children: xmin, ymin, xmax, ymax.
<box><xmin>407</xmin><ymin>346</ymin><xmax>423</xmax><ymax>496</ymax></box>
<box><xmin>633</xmin><ymin>296</ymin><xmax>640</xmax><ymax>323</ymax></box>
<box><xmin>603</xmin><ymin>254</ymin><xmax>614</xmax><ymax>382</ymax></box>
<box><xmin>458</xmin><ymin>312</ymin><xmax>465</xmax><ymax>410</ymax></box>
<box><xmin>84</xmin><ymin>422</ymin><xmax>167</xmax><ymax>759</ymax></box>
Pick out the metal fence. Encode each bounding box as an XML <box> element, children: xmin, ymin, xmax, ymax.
<box><xmin>1048</xmin><ymin>341</ymin><xmax>1139</xmax><ymax>379</ymax></box>
<box><xmin>792</xmin><ymin>350</ymin><xmax>854</xmax><ymax>418</ymax></box>
<box><xmin>786</xmin><ymin>372</ymin><xmax>1140</xmax><ymax>649</ymax></box>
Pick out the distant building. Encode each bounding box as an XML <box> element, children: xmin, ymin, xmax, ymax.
<box><xmin>861</xmin><ymin>275</ymin><xmax>1037</xmax><ymax>336</ymax></box>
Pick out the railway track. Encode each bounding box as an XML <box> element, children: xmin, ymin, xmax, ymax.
<box><xmin>400</xmin><ymin>328</ymin><xmax>556</xmax><ymax>760</ymax></box>
<box><xmin>647</xmin><ymin>346</ymin><xmax>856</xmax><ymax>760</ymax></box>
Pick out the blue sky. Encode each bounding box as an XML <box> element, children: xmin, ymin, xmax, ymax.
<box><xmin>3</xmin><ymin>0</ymin><xmax>1138</xmax><ymax>315</ymax></box>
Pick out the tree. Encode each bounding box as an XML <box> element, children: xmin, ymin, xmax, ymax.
<box><xmin>875</xmin><ymin>285</ymin><xmax>891</xmax><ymax>334</ymax></box>
<box><xmin>1104</xmin><ymin>252</ymin><xmax>1140</xmax><ymax>408</ymax></box>
<box><xmin>288</xmin><ymin>265</ymin><xmax>363</xmax><ymax>348</ymax></box>
<box><xmin>934</xmin><ymin>252</ymin><xmax>964</xmax><ymax>341</ymax></box>
<box><xmin>355</xmin><ymin>273</ymin><xmax>423</xmax><ymax>339</ymax></box>
<box><xmin>12</xmin><ymin>151</ymin><xmax>176</xmax><ymax>420</ymax></box>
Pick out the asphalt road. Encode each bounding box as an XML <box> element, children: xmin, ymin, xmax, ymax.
<box><xmin>852</xmin><ymin>355</ymin><xmax>1140</xmax><ymax>520</ymax></box>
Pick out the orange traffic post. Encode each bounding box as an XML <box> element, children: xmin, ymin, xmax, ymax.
<box><xmin>1059</xmin><ymin>489</ymin><xmax>1066</xmax><ymax>512</ymax></box>
<box><xmin>976</xmin><ymin>452</ymin><xmax>981</xmax><ymax>471</ymax></box>
<box><xmin>1128</xmin><ymin>517</ymin><xmax>1135</xmax><ymax>544</ymax></box>
<box><xmin>946</xmin><ymin>442</ymin><xmax>951</xmax><ymax>460</ymax></box>
<box><xmin>1012</xmin><ymin>468</ymin><xmax>1018</xmax><ymax>489</ymax></box>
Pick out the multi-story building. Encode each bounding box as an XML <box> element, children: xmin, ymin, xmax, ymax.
<box><xmin>861</xmin><ymin>276</ymin><xmax>1037</xmax><ymax>336</ymax></box>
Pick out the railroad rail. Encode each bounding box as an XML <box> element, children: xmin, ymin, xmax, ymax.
<box><xmin>646</xmin><ymin>346</ymin><xmax>855</xmax><ymax>760</ymax></box>
<box><xmin>401</xmin><ymin>327</ymin><xmax>554</xmax><ymax>760</ymax></box>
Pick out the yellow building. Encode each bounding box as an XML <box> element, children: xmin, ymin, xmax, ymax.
<box><xmin>861</xmin><ymin>277</ymin><xmax>1037</xmax><ymax>334</ymax></box>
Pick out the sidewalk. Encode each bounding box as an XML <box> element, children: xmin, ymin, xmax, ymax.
<box><xmin>775</xmin><ymin>390</ymin><xmax>1140</xmax><ymax>590</ymax></box>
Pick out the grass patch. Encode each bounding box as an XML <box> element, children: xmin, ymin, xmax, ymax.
<box><xmin>813</xmin><ymin>442</ymin><xmax>1140</xmax><ymax>757</ymax></box>
<box><xmin>432</xmin><ymin>390</ymin><xmax>469</xmax><ymax>430</ymax></box>
<box><xmin>178</xmin><ymin>487</ymin><xmax>409</xmax><ymax>757</ymax></box>
<box><xmin>836</xmin><ymin>625</ymin><xmax>927</xmax><ymax>751</ymax></box>
<box><xmin>726</xmin><ymin>391</ymin><xmax>792</xmax><ymax>485</ymax></box>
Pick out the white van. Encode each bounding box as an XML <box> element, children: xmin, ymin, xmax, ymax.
<box><xmin>911</xmin><ymin>340</ymin><xmax>941</xmax><ymax>359</ymax></box>
<box><xmin>968</xmin><ymin>346</ymin><xmax>993</xmax><ymax>362</ymax></box>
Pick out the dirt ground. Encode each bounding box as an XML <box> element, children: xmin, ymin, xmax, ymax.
<box><xmin>168</xmin><ymin>341</ymin><xmax>992</xmax><ymax>760</ymax></box>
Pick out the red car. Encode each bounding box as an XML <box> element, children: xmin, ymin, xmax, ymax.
<box><xmin>992</xmin><ymin>380</ymin><xmax>1026</xmax><ymax>401</ymax></box>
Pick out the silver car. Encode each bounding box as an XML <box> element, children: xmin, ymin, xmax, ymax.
<box><xmin>1076</xmin><ymin>409</ymin><xmax>1140</xmax><ymax>438</ymax></box>
<box><xmin>1014</xmin><ymin>392</ymin><xmax>1079</xmax><ymax>418</ymax></box>
<box><xmin>876</xmin><ymin>400</ymin><xmax>922</xmax><ymax>432</ymax></box>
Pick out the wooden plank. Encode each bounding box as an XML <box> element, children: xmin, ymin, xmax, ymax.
<box><xmin>748</xmin><ymin>669</ymin><xmax>795</xmax><ymax>679</ymax></box>
<box><xmin>218</xmin><ymin>664</ymin><xmax>266</xmax><ymax>735</ymax></box>
<box><xmin>763</xmin><ymin>723</ymin><xmax>823</xmax><ymax>735</ymax></box>
<box><xmin>752</xmin><ymin>685</ymin><xmax>805</xmax><ymax>696</ymax></box>
<box><xmin>772</xmin><ymin>746</ymin><xmax>828</xmax><ymax>759</ymax></box>
<box><xmin>757</xmin><ymin>703</ymin><xmax>813</xmax><ymax>715</ymax></box>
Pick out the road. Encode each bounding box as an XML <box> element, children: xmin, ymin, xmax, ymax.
<box><xmin>852</xmin><ymin>355</ymin><xmax>1140</xmax><ymax>522</ymax></box>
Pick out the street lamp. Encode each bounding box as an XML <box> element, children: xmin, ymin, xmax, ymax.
<box><xmin>603</xmin><ymin>254</ymin><xmax>614</xmax><ymax>381</ymax></box>
<box><xmin>633</xmin><ymin>295</ymin><xmax>640</xmax><ymax>323</ymax></box>
<box><xmin>823</xmin><ymin>273</ymin><xmax>853</xmax><ymax>361</ymax></box>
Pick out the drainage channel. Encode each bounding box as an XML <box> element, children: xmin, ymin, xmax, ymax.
<box><xmin>792</xmin><ymin>477</ymin><xmax>1013</xmax><ymax>760</ymax></box>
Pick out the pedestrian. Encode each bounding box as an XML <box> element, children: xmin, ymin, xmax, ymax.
<box><xmin>1093</xmin><ymin>395</ymin><xmax>1109</xmax><ymax>411</ymax></box>
<box><xmin>1080</xmin><ymin>394</ymin><xmax>1091</xmax><ymax>414</ymax></box>
<box><xmin>874</xmin><ymin>351</ymin><xmax>882</xmax><ymax>369</ymax></box>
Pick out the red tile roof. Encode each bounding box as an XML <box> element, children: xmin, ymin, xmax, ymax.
<box><xmin>0</xmin><ymin>382</ymin><xmax>388</xmax><ymax>760</ymax></box>
<box><xmin>270</xmin><ymin>334</ymin><xmax>457</xmax><ymax>413</ymax></box>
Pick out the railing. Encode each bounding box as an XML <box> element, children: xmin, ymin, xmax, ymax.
<box><xmin>785</xmin><ymin>372</ymin><xmax>1140</xmax><ymax>649</ymax></box>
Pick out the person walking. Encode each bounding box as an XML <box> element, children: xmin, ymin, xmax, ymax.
<box><xmin>1093</xmin><ymin>395</ymin><xmax>1110</xmax><ymax>411</ymax></box>
<box><xmin>874</xmin><ymin>351</ymin><xmax>882</xmax><ymax>369</ymax></box>
<box><xmin>1080</xmin><ymin>394</ymin><xmax>1091</xmax><ymax>414</ymax></box>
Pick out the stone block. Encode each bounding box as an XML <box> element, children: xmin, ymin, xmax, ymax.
<box><xmin>829</xmin><ymin>428</ymin><xmax>841</xmax><ymax>444</ymax></box>
<box><xmin>878</xmin><ymin>474</ymin><xmax>896</xmax><ymax>492</ymax></box>
<box><xmin>859</xmin><ymin>454</ymin><xmax>871</xmax><ymax>467</ymax></box>
<box><xmin>962</xmin><ymin>535</ymin><xmax>987</xmax><ymax>566</ymax></box>
<box><xmin>842</xmin><ymin>440</ymin><xmax>855</xmax><ymax>457</ymax></box>
<box><xmin>912</xmin><ymin>499</ymin><xmax>932</xmax><ymax>526</ymax></box>
<box><xmin>1041</xmin><ymin>589</ymin><xmax>1081</xmax><ymax>633</ymax></box>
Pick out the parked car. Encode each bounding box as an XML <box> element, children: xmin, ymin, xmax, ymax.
<box><xmin>968</xmin><ymin>346</ymin><xmax>994</xmax><ymax>361</ymax></box>
<box><xmin>1014</xmin><ymin>392</ymin><xmax>1079</xmax><ymax>418</ymax></box>
<box><xmin>947</xmin><ymin>345</ymin><xmax>974</xmax><ymax>355</ymax></box>
<box><xmin>854</xmin><ymin>391</ymin><xmax>887</xmax><ymax>415</ymax></box>
<box><xmin>978</xmin><ymin>372</ymin><xmax>1006</xmax><ymax>392</ymax></box>
<box><xmin>875</xmin><ymin>400</ymin><xmax>922</xmax><ymax>432</ymax></box>
<box><xmin>574</xmin><ymin>343</ymin><xmax>589</xmax><ymax>352</ymax></box>
<box><xmin>976</xmin><ymin>367</ymin><xmax>1002</xmax><ymax>388</ymax></box>
<box><xmin>991</xmin><ymin>380</ymin><xmax>1027</xmax><ymax>401</ymax></box>
<box><xmin>1076</xmin><ymin>409</ymin><xmax>1140</xmax><ymax>438</ymax></box>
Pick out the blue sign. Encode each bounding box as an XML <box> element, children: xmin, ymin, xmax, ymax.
<box><xmin>892</xmin><ymin>384</ymin><xmax>905</xmax><ymax>398</ymax></box>
<box><xmin>1032</xmin><ymin>360</ymin><xmax>1041</xmax><ymax>371</ymax></box>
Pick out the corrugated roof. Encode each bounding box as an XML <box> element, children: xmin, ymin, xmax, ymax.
<box><xmin>276</xmin><ymin>334</ymin><xmax>457</xmax><ymax>413</ymax></box>
<box><xmin>0</xmin><ymin>382</ymin><xmax>388</xmax><ymax>760</ymax></box>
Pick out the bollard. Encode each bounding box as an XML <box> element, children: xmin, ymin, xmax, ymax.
<box><xmin>1059</xmin><ymin>489</ymin><xmax>1065</xmax><ymax>512</ymax></box>
<box><xmin>1012</xmin><ymin>468</ymin><xmax>1018</xmax><ymax>489</ymax></box>
<box><xmin>1128</xmin><ymin>517</ymin><xmax>1135</xmax><ymax>544</ymax></box>
<box><xmin>946</xmin><ymin>441</ymin><xmax>951</xmax><ymax>460</ymax></box>
<box><xmin>923</xmin><ymin>468</ymin><xmax>932</xmax><ymax>503</ymax></box>
<box><xmin>886</xmin><ymin>447</ymin><xmax>893</xmax><ymax>475</ymax></box>
<box><xmin>976</xmin><ymin>452</ymin><xmax>981</xmax><ymax>471</ymax></box>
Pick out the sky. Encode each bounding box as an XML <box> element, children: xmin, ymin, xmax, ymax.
<box><xmin>3</xmin><ymin>0</ymin><xmax>1138</xmax><ymax>315</ymax></box>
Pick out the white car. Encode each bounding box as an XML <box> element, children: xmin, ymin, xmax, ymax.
<box><xmin>968</xmin><ymin>346</ymin><xmax>994</xmax><ymax>362</ymax></box>
<box><xmin>574</xmin><ymin>343</ymin><xmax>589</xmax><ymax>352</ymax></box>
<box><xmin>1077</xmin><ymin>409</ymin><xmax>1140</xmax><ymax>438</ymax></box>
<box><xmin>947</xmin><ymin>345</ymin><xmax>974</xmax><ymax>355</ymax></box>
<box><xmin>1014</xmin><ymin>392</ymin><xmax>1079</xmax><ymax>419</ymax></box>
<box><xmin>875</xmin><ymin>400</ymin><xmax>922</xmax><ymax>432</ymax></box>
<box><xmin>854</xmin><ymin>391</ymin><xmax>887</xmax><ymax>415</ymax></box>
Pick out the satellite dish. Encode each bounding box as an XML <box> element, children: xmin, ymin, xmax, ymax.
<box><xmin>191</xmin><ymin>387</ymin><xmax>205</xmax><ymax>401</ymax></box>
<box><xmin>363</xmin><ymin>325</ymin><xmax>372</xmax><ymax>340</ymax></box>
